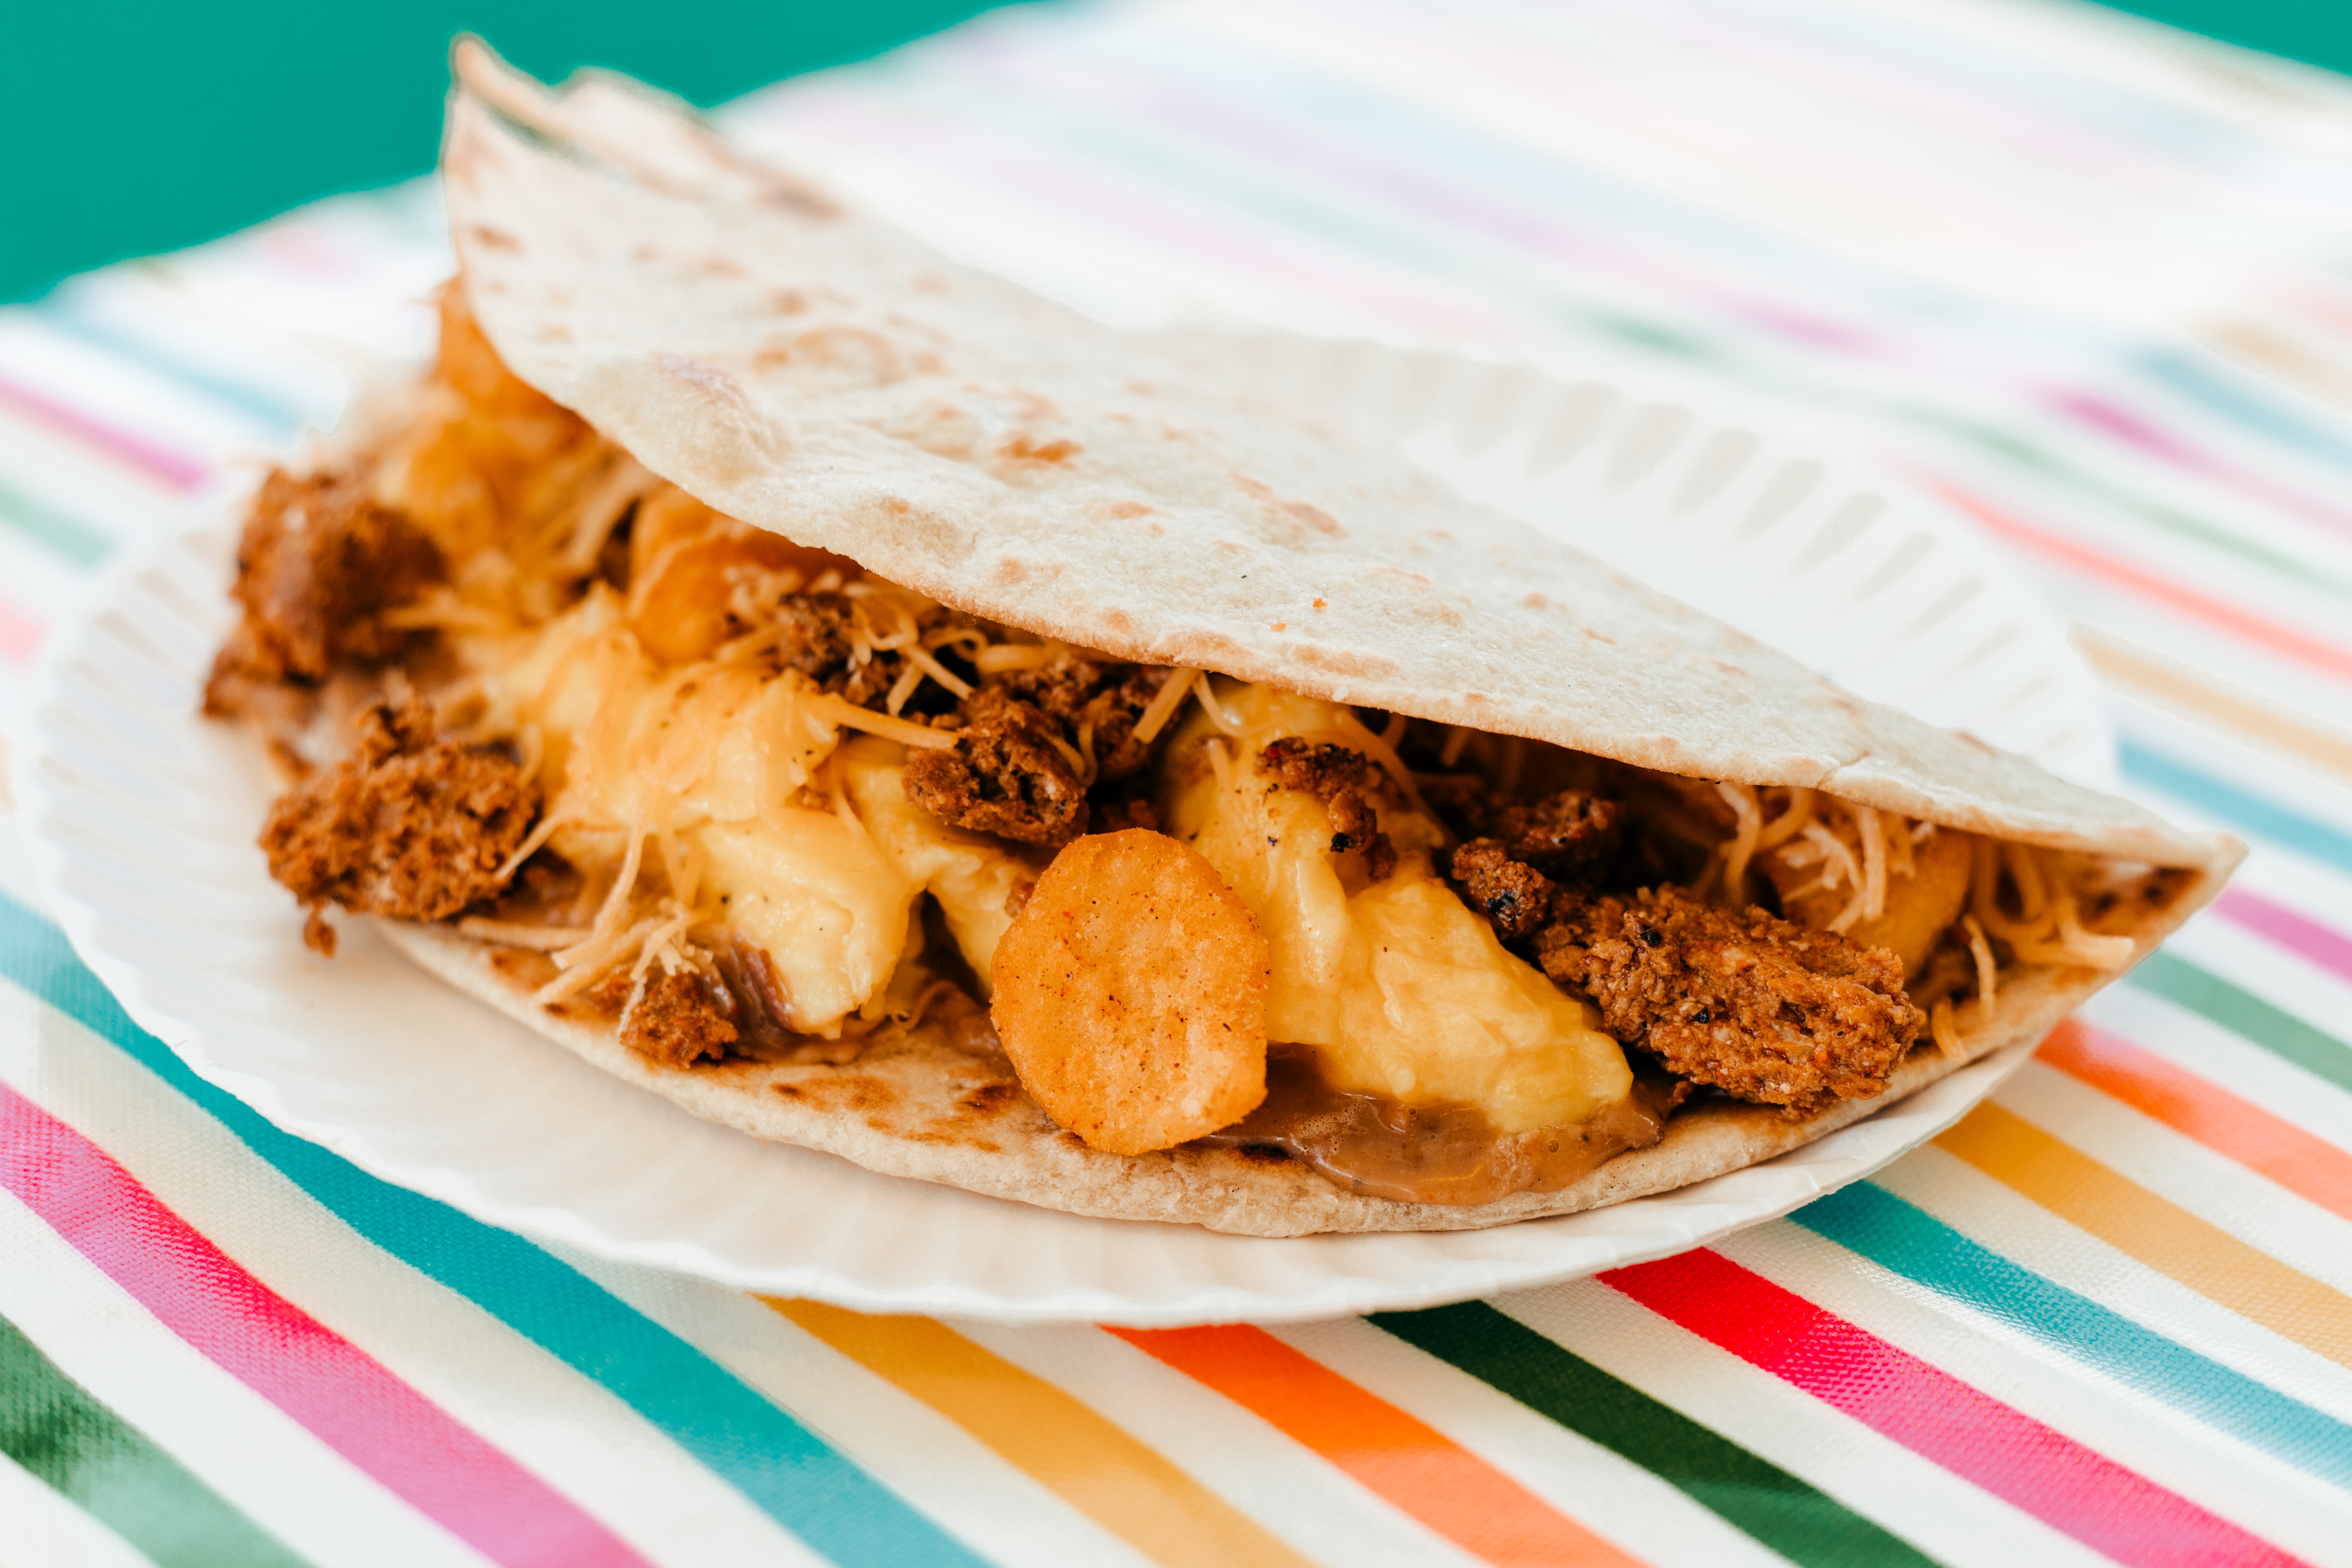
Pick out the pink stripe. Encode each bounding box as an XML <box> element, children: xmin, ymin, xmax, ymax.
<box><xmin>2215</xmin><ymin>887</ymin><xmax>2352</xmax><ymax>986</ymax></box>
<box><xmin>2052</xmin><ymin>390</ymin><xmax>2352</xmax><ymax>546</ymax></box>
<box><xmin>794</xmin><ymin>96</ymin><xmax>1513</xmax><ymax>343</ymax></box>
<box><xmin>0</xmin><ymin>370</ymin><xmax>209</xmax><ymax>490</ymax></box>
<box><xmin>0</xmin><ymin>1081</ymin><xmax>653</xmax><ymax>1568</ymax></box>
<box><xmin>1602</xmin><ymin>1250</ymin><xmax>2307</xmax><ymax>1568</ymax></box>
<box><xmin>0</xmin><ymin>592</ymin><xmax>42</xmax><ymax>665</ymax></box>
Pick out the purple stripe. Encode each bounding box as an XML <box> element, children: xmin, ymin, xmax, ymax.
<box><xmin>0</xmin><ymin>371</ymin><xmax>210</xmax><ymax>490</ymax></box>
<box><xmin>2215</xmin><ymin>887</ymin><xmax>2352</xmax><ymax>986</ymax></box>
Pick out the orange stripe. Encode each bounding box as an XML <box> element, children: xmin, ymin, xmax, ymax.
<box><xmin>1934</xmin><ymin>1103</ymin><xmax>2352</xmax><ymax>1370</ymax></box>
<box><xmin>2039</xmin><ymin>1020</ymin><xmax>2352</xmax><ymax>1226</ymax></box>
<box><xmin>766</xmin><ymin>1301</ymin><xmax>1317</xmax><ymax>1568</ymax></box>
<box><xmin>1110</xmin><ymin>1325</ymin><xmax>1644</xmax><ymax>1568</ymax></box>
<box><xmin>1115</xmin><ymin>1335</ymin><xmax>1637</xmax><ymax>1561</ymax></box>
<box><xmin>2074</xmin><ymin>627</ymin><xmax>2352</xmax><ymax>787</ymax></box>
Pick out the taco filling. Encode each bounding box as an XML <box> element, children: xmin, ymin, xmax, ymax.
<box><xmin>204</xmin><ymin>286</ymin><xmax>2193</xmax><ymax>1208</ymax></box>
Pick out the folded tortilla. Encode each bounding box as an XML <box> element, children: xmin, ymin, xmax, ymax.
<box><xmin>299</xmin><ymin>45</ymin><xmax>2246</xmax><ymax>1235</ymax></box>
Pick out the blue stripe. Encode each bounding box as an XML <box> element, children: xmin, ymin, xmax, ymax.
<box><xmin>2120</xmin><ymin>738</ymin><xmax>2352</xmax><ymax>877</ymax></box>
<box><xmin>1792</xmin><ymin>1183</ymin><xmax>2352</xmax><ymax>1490</ymax></box>
<box><xmin>28</xmin><ymin>300</ymin><xmax>305</xmax><ymax>431</ymax></box>
<box><xmin>2139</xmin><ymin>350</ymin><xmax>2352</xmax><ymax>479</ymax></box>
<box><xmin>0</xmin><ymin>889</ymin><xmax>989</xmax><ymax>1568</ymax></box>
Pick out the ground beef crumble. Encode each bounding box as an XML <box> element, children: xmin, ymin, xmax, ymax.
<box><xmin>904</xmin><ymin>687</ymin><xmax>1090</xmax><ymax>846</ymax></box>
<box><xmin>1256</xmin><ymin>737</ymin><xmax>1396</xmax><ymax>878</ymax></box>
<box><xmin>259</xmin><ymin>699</ymin><xmax>537</xmax><ymax>953</ymax></box>
<box><xmin>204</xmin><ymin>468</ymin><xmax>443</xmax><ymax>717</ymax></box>
<box><xmin>585</xmin><ymin>968</ymin><xmax>739</xmax><ymax>1069</ymax></box>
<box><xmin>1536</xmin><ymin>885</ymin><xmax>1922</xmax><ymax>1118</ymax></box>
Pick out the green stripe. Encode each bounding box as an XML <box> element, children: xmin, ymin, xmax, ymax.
<box><xmin>1370</xmin><ymin>1302</ymin><xmax>1943</xmax><ymax>1568</ymax></box>
<box><xmin>1952</xmin><ymin>423</ymin><xmax>2352</xmax><ymax>602</ymax></box>
<box><xmin>0</xmin><ymin>1312</ymin><xmax>311</xmax><ymax>1568</ymax></box>
<box><xmin>0</xmin><ymin>475</ymin><xmax>112</xmax><ymax>567</ymax></box>
<box><xmin>2129</xmin><ymin>950</ymin><xmax>2352</xmax><ymax>1094</ymax></box>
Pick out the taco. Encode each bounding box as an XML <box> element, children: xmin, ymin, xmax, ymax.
<box><xmin>201</xmin><ymin>43</ymin><xmax>2239</xmax><ymax>1236</ymax></box>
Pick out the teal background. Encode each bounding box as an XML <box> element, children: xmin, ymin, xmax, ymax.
<box><xmin>0</xmin><ymin>1</ymin><xmax>2342</xmax><ymax>304</ymax></box>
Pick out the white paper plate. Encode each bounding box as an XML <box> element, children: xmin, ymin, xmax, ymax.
<box><xmin>17</xmin><ymin>342</ymin><xmax>2096</xmax><ymax>1324</ymax></box>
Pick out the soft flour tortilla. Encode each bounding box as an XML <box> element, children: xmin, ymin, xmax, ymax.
<box><xmin>348</xmin><ymin>46</ymin><xmax>2244</xmax><ymax>1235</ymax></box>
<box><xmin>381</xmin><ymin>880</ymin><xmax>2224</xmax><ymax>1236</ymax></box>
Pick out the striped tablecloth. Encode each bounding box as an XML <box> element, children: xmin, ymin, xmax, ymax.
<box><xmin>8</xmin><ymin>2</ymin><xmax>2352</xmax><ymax>1563</ymax></box>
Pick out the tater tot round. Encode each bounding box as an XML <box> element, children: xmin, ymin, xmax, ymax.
<box><xmin>991</xmin><ymin>829</ymin><xmax>1270</xmax><ymax>1155</ymax></box>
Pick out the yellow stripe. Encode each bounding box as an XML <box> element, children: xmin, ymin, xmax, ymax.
<box><xmin>1936</xmin><ymin>1104</ymin><xmax>2352</xmax><ymax>1370</ymax></box>
<box><xmin>766</xmin><ymin>1300</ymin><xmax>1320</xmax><ymax>1568</ymax></box>
<box><xmin>2076</xmin><ymin>624</ymin><xmax>2352</xmax><ymax>788</ymax></box>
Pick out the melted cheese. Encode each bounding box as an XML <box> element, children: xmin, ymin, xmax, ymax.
<box><xmin>1163</xmin><ymin>682</ymin><xmax>1632</xmax><ymax>1132</ymax></box>
<box><xmin>467</xmin><ymin>591</ymin><xmax>926</xmax><ymax>1031</ymax></box>
<box><xmin>841</xmin><ymin>737</ymin><xmax>1036</xmax><ymax>992</ymax></box>
<box><xmin>697</xmin><ymin>813</ymin><xmax>915</xmax><ymax>1032</ymax></box>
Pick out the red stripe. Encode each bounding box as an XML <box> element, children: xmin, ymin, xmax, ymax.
<box><xmin>2039</xmin><ymin>1020</ymin><xmax>2352</xmax><ymax>1226</ymax></box>
<box><xmin>0</xmin><ymin>592</ymin><xmax>42</xmax><ymax>665</ymax></box>
<box><xmin>1922</xmin><ymin>475</ymin><xmax>2352</xmax><ymax>684</ymax></box>
<box><xmin>0</xmin><ymin>1081</ymin><xmax>653</xmax><ymax>1568</ymax></box>
<box><xmin>0</xmin><ymin>370</ymin><xmax>209</xmax><ymax>490</ymax></box>
<box><xmin>1601</xmin><ymin>1249</ymin><xmax>2307</xmax><ymax>1568</ymax></box>
<box><xmin>2214</xmin><ymin>886</ymin><xmax>2352</xmax><ymax>986</ymax></box>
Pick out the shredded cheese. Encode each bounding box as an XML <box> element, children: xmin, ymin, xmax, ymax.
<box><xmin>1205</xmin><ymin>736</ymin><xmax>1235</xmax><ymax>793</ymax></box>
<box><xmin>494</xmin><ymin>811</ymin><xmax>567</xmax><ymax>883</ymax></box>
<box><xmin>1753</xmin><ymin>786</ymin><xmax>1815</xmax><ymax>851</ymax></box>
<box><xmin>457</xmin><ymin>918</ymin><xmax>595</xmax><ymax>950</ymax></box>
<box><xmin>904</xmin><ymin>643</ymin><xmax>973</xmax><ymax>700</ymax></box>
<box><xmin>1130</xmin><ymin>667</ymin><xmax>1199</xmax><ymax>745</ymax></box>
<box><xmin>884</xmin><ymin>661</ymin><xmax>925</xmax><ymax>717</ymax></box>
<box><xmin>969</xmin><ymin>642</ymin><xmax>1060</xmax><ymax>673</ymax></box>
<box><xmin>1438</xmin><ymin>725</ymin><xmax>1472</xmax><ymax>769</ymax></box>
<box><xmin>1715</xmin><ymin>782</ymin><xmax>1763</xmax><ymax>899</ymax></box>
<box><xmin>1930</xmin><ymin>998</ymin><xmax>1966</xmax><ymax>1059</ymax></box>
<box><xmin>535</xmin><ymin>914</ymin><xmax>663</xmax><ymax>1004</ymax></box>
<box><xmin>800</xmin><ymin>692</ymin><xmax>958</xmax><ymax>749</ymax></box>
<box><xmin>1332</xmin><ymin>707</ymin><xmax>1434</xmax><ymax>822</ymax></box>
<box><xmin>1798</xmin><ymin>822</ymin><xmax>1869</xmax><ymax>932</ymax></box>
<box><xmin>1855</xmin><ymin>804</ymin><xmax>1887</xmax><ymax>920</ymax></box>
<box><xmin>1962</xmin><ymin>914</ymin><xmax>1998</xmax><ymax>1017</ymax></box>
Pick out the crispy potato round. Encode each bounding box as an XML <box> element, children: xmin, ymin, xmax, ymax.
<box><xmin>991</xmin><ymin>829</ymin><xmax>1269</xmax><ymax>1155</ymax></box>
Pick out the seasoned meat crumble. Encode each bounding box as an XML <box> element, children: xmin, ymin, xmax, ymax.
<box><xmin>259</xmin><ymin>698</ymin><xmax>538</xmax><ymax>954</ymax></box>
<box><xmin>1537</xmin><ymin>885</ymin><xmax>1924</xmax><ymax>1117</ymax></box>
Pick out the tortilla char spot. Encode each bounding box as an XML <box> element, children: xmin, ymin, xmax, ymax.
<box><xmin>1282</xmin><ymin>500</ymin><xmax>1342</xmax><ymax>536</ymax></box>
<box><xmin>999</xmin><ymin>435</ymin><xmax>1079</xmax><ymax>466</ymax></box>
<box><xmin>490</xmin><ymin>946</ymin><xmax>558</xmax><ymax>989</ymax></box>
<box><xmin>769</xmin><ymin>289</ymin><xmax>809</xmax><ymax>314</ymax></box>
<box><xmin>958</xmin><ymin>1081</ymin><xmax>1024</xmax><ymax>1116</ymax></box>
<box><xmin>776</xmin><ymin>1075</ymin><xmax>900</xmax><ymax>1113</ymax></box>
<box><xmin>1286</xmin><ymin>642</ymin><xmax>1399</xmax><ymax>680</ymax></box>
<box><xmin>469</xmin><ymin>225</ymin><xmax>521</xmax><ymax>252</ymax></box>
<box><xmin>1096</xmin><ymin>606</ymin><xmax>1135</xmax><ymax>636</ymax></box>
<box><xmin>1711</xmin><ymin>659</ymin><xmax>1750</xmax><ymax>677</ymax></box>
<box><xmin>1088</xmin><ymin>500</ymin><xmax>1153</xmax><ymax>521</ymax></box>
<box><xmin>1524</xmin><ymin>591</ymin><xmax>1554</xmax><ymax>611</ymax></box>
<box><xmin>1584</xmin><ymin>628</ymin><xmax>1616</xmax><ymax>644</ymax></box>
<box><xmin>697</xmin><ymin>256</ymin><xmax>747</xmax><ymax>279</ymax></box>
